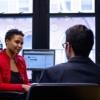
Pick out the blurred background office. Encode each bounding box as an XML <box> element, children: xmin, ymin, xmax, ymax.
<box><xmin>0</xmin><ymin>0</ymin><xmax>100</xmax><ymax>82</ymax></box>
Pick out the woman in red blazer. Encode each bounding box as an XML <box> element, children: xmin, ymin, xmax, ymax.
<box><xmin>0</xmin><ymin>29</ymin><xmax>30</xmax><ymax>92</ymax></box>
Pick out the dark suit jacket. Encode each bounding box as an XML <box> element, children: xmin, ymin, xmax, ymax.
<box><xmin>39</xmin><ymin>56</ymin><xmax>100</xmax><ymax>84</ymax></box>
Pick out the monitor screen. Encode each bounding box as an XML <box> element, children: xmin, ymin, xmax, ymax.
<box><xmin>22</xmin><ymin>49</ymin><xmax>55</xmax><ymax>69</ymax></box>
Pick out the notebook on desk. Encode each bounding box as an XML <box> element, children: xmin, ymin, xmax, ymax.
<box><xmin>22</xmin><ymin>49</ymin><xmax>55</xmax><ymax>69</ymax></box>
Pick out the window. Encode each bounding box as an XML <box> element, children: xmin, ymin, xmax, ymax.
<box><xmin>0</xmin><ymin>0</ymin><xmax>33</xmax><ymax>13</ymax></box>
<box><xmin>50</xmin><ymin>16</ymin><xmax>95</xmax><ymax>64</ymax></box>
<box><xmin>50</xmin><ymin>0</ymin><xmax>95</xmax><ymax>64</ymax></box>
<box><xmin>50</xmin><ymin>0</ymin><xmax>95</xmax><ymax>13</ymax></box>
<box><xmin>0</xmin><ymin>17</ymin><xmax>32</xmax><ymax>50</ymax></box>
<box><xmin>0</xmin><ymin>0</ymin><xmax>33</xmax><ymax>52</ymax></box>
<box><xmin>81</xmin><ymin>0</ymin><xmax>95</xmax><ymax>12</ymax></box>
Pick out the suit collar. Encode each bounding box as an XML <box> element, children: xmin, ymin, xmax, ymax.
<box><xmin>68</xmin><ymin>56</ymin><xmax>94</xmax><ymax>64</ymax></box>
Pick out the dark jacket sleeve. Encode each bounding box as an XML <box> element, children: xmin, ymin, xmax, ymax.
<box><xmin>39</xmin><ymin>68</ymin><xmax>59</xmax><ymax>83</ymax></box>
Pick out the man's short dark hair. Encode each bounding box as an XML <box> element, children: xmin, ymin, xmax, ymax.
<box><xmin>65</xmin><ymin>24</ymin><xmax>94</xmax><ymax>57</ymax></box>
<box><xmin>5</xmin><ymin>29</ymin><xmax>24</xmax><ymax>41</ymax></box>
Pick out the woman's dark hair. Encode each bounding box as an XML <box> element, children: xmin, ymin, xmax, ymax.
<box><xmin>65</xmin><ymin>24</ymin><xmax>94</xmax><ymax>57</ymax></box>
<box><xmin>5</xmin><ymin>29</ymin><xmax>24</xmax><ymax>41</ymax></box>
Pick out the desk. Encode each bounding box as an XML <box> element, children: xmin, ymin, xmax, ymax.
<box><xmin>0</xmin><ymin>91</ymin><xmax>26</xmax><ymax>100</ymax></box>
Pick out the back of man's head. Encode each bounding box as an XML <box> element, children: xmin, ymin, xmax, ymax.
<box><xmin>65</xmin><ymin>24</ymin><xmax>94</xmax><ymax>57</ymax></box>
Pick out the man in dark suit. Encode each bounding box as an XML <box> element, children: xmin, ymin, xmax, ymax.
<box><xmin>39</xmin><ymin>24</ymin><xmax>100</xmax><ymax>83</ymax></box>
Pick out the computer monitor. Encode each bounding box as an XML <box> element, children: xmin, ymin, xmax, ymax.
<box><xmin>22</xmin><ymin>49</ymin><xmax>55</xmax><ymax>69</ymax></box>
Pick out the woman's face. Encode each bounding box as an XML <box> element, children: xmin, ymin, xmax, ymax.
<box><xmin>6</xmin><ymin>34</ymin><xmax>23</xmax><ymax>55</ymax></box>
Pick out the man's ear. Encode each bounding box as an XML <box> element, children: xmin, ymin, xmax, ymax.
<box><xmin>67</xmin><ymin>42</ymin><xmax>73</xmax><ymax>56</ymax></box>
<box><xmin>69</xmin><ymin>43</ymin><xmax>75</xmax><ymax>57</ymax></box>
<box><xmin>66</xmin><ymin>42</ymin><xmax>70</xmax><ymax>51</ymax></box>
<box><xmin>65</xmin><ymin>42</ymin><xmax>71</xmax><ymax>59</ymax></box>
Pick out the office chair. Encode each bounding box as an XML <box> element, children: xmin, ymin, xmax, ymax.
<box><xmin>26</xmin><ymin>83</ymin><xmax>100</xmax><ymax>100</ymax></box>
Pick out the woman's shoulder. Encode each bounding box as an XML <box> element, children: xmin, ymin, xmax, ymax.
<box><xmin>16</xmin><ymin>54</ymin><xmax>24</xmax><ymax>60</ymax></box>
<box><xmin>0</xmin><ymin>49</ymin><xmax>7</xmax><ymax>57</ymax></box>
<box><xmin>16</xmin><ymin>55</ymin><xmax>25</xmax><ymax>63</ymax></box>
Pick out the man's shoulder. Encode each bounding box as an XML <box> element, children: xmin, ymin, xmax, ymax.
<box><xmin>47</xmin><ymin>62</ymin><xmax>71</xmax><ymax>71</ymax></box>
<box><xmin>52</xmin><ymin>62</ymin><xmax>68</xmax><ymax>68</ymax></box>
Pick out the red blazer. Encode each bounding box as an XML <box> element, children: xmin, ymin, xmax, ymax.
<box><xmin>0</xmin><ymin>49</ymin><xmax>30</xmax><ymax>91</ymax></box>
